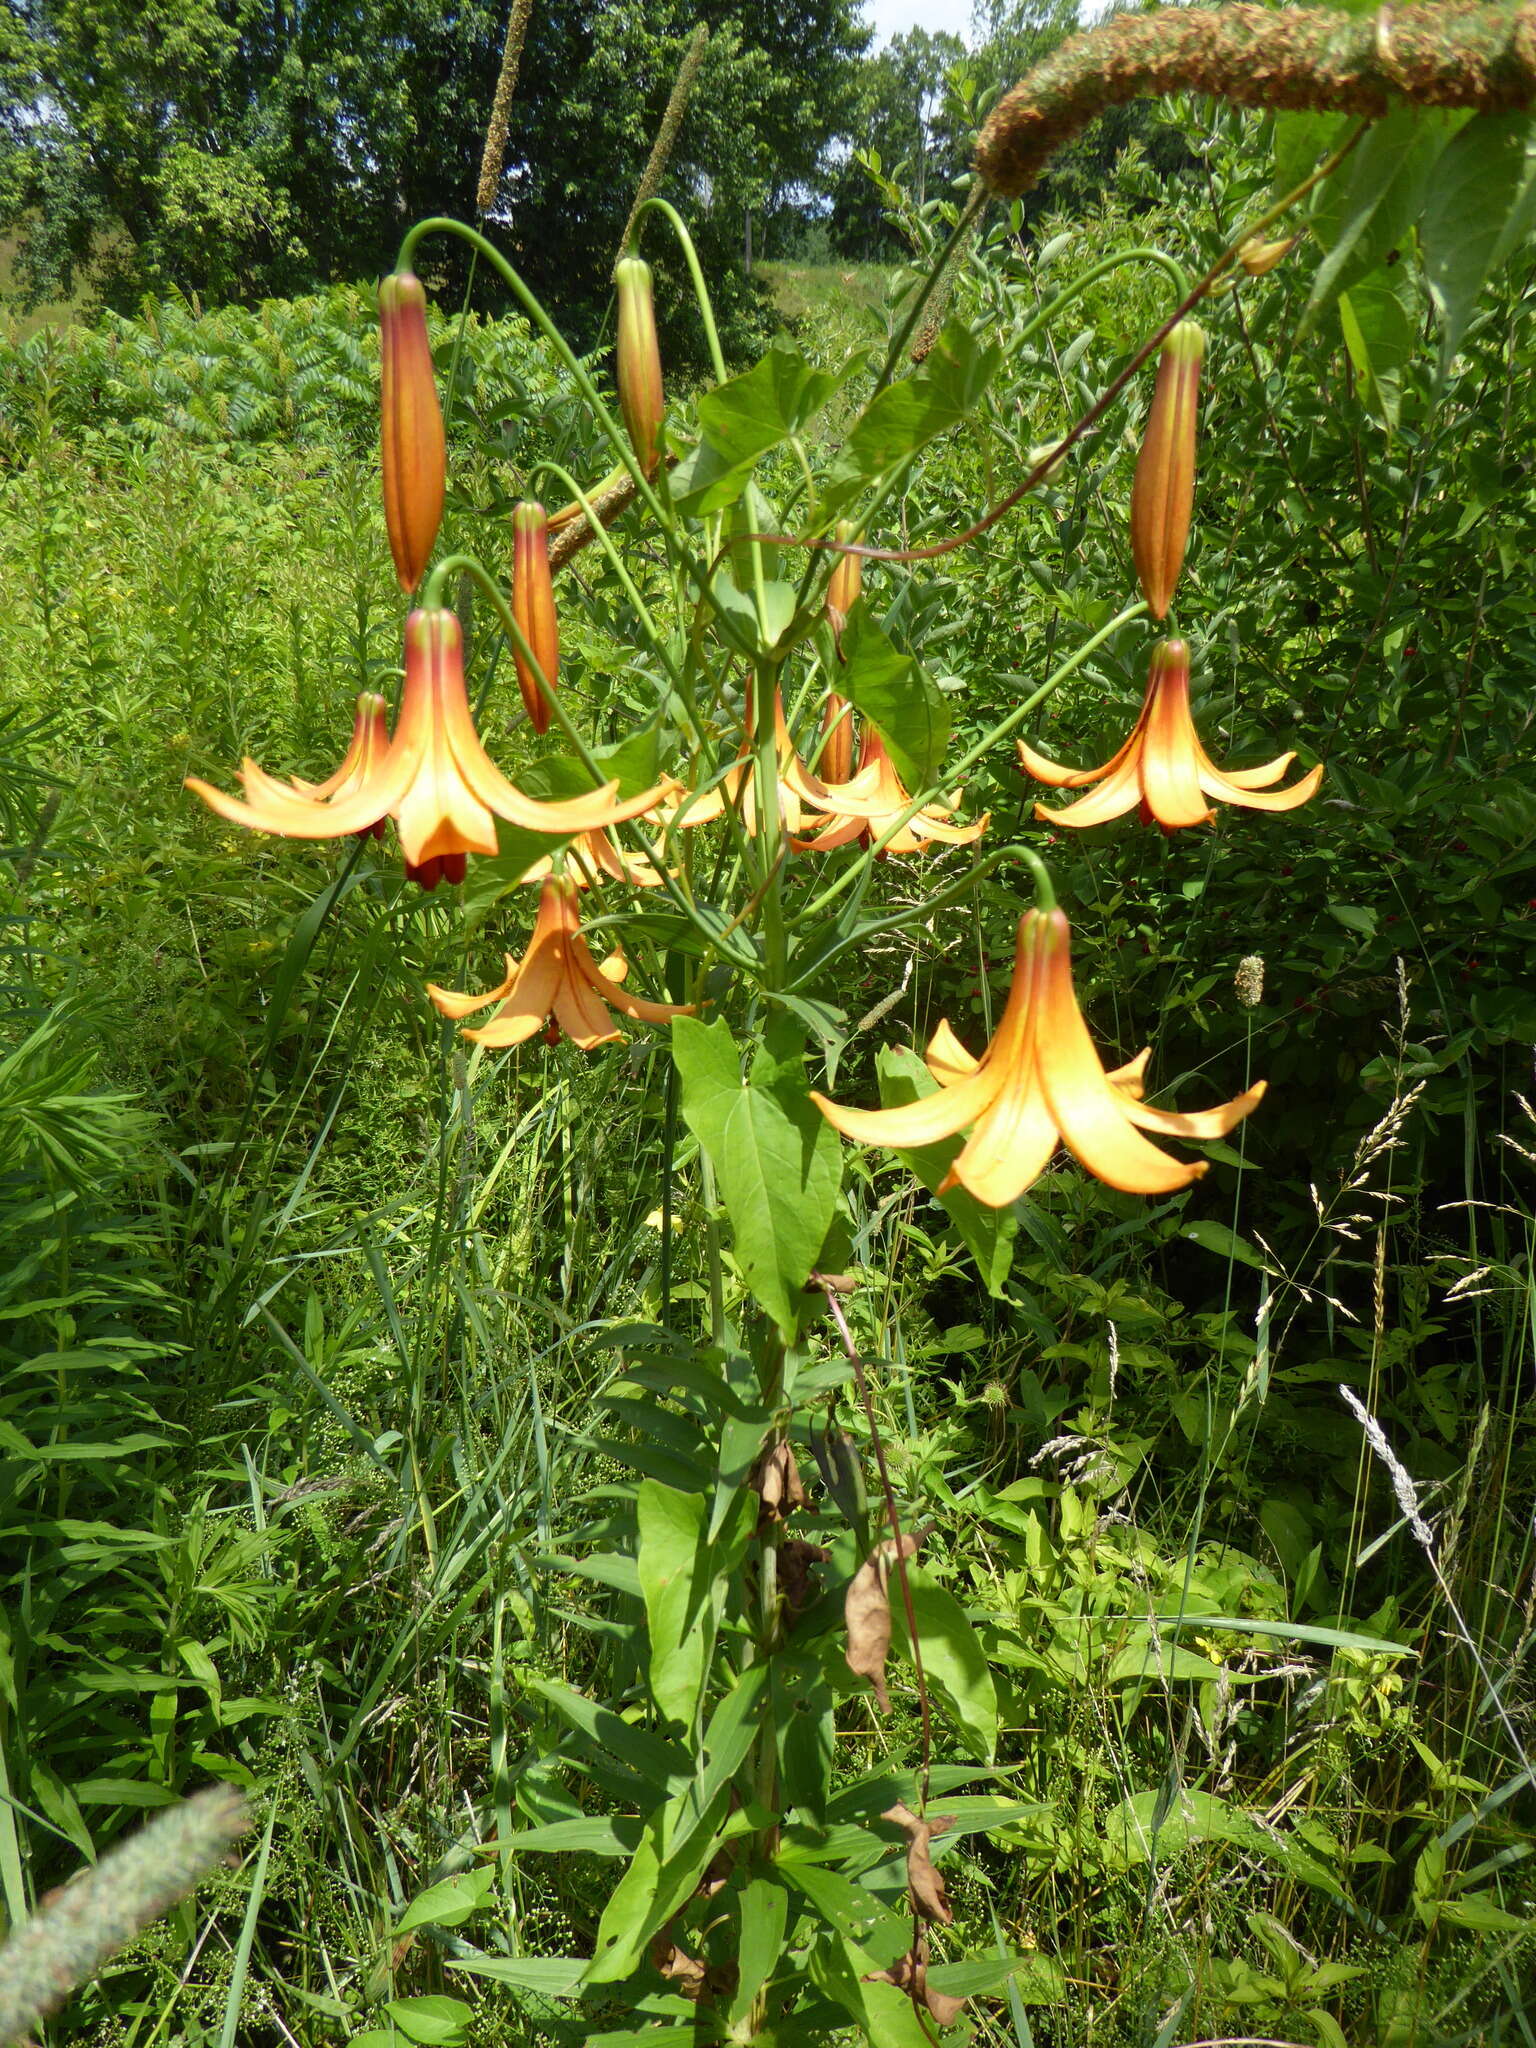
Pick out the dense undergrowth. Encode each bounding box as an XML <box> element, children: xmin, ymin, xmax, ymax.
<box><xmin>0</xmin><ymin>103</ymin><xmax>1533</xmax><ymax>2048</ymax></box>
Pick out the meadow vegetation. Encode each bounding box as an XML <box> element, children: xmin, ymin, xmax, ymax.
<box><xmin>0</xmin><ymin>37</ymin><xmax>1534</xmax><ymax>2048</ymax></box>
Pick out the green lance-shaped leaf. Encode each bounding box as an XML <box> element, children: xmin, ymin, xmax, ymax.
<box><xmin>836</xmin><ymin>608</ymin><xmax>950</xmax><ymax>794</ymax></box>
<box><xmin>672</xmin><ymin>1014</ymin><xmax>841</xmax><ymax>1342</ymax></box>
<box><xmin>889</xmin><ymin>1564</ymin><xmax>999</xmax><ymax>1763</ymax></box>
<box><xmin>1422</xmin><ymin>111</ymin><xmax>1536</xmax><ymax>374</ymax></box>
<box><xmin>635</xmin><ymin>1479</ymin><xmax>753</xmax><ymax>1732</ymax></box>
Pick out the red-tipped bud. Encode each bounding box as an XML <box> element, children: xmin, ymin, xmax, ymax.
<box><xmin>512</xmin><ymin>500</ymin><xmax>558</xmax><ymax>734</ymax></box>
<box><xmin>615</xmin><ymin>256</ymin><xmax>664</xmax><ymax>477</ymax></box>
<box><xmin>820</xmin><ymin>691</ymin><xmax>855</xmax><ymax>785</ymax></box>
<box><xmin>379</xmin><ymin>272</ymin><xmax>446</xmax><ymax>592</ymax></box>
<box><xmin>1129</xmin><ymin>319</ymin><xmax>1204</xmax><ymax>621</ymax></box>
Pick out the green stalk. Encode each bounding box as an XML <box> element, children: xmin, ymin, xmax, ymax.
<box><xmin>635</xmin><ymin>197</ymin><xmax>728</xmax><ymax>387</ymax></box>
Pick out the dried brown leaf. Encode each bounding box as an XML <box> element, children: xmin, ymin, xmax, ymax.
<box><xmin>881</xmin><ymin>1801</ymin><xmax>956</xmax><ymax>1925</ymax></box>
<box><xmin>651</xmin><ymin>1937</ymin><xmax>706</xmax><ymax>1999</ymax></box>
<box><xmin>752</xmin><ymin>1439</ymin><xmax>809</xmax><ymax>1524</ymax></box>
<box><xmin>867</xmin><ymin>1933</ymin><xmax>967</xmax><ymax>2028</ymax></box>
<box><xmin>844</xmin><ymin>1530</ymin><xmax>923</xmax><ymax>1712</ymax></box>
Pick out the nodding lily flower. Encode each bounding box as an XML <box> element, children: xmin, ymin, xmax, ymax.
<box><xmin>286</xmin><ymin>691</ymin><xmax>390</xmax><ymax>839</ymax></box>
<box><xmin>665</xmin><ymin>690</ymin><xmax>835</xmax><ymax>836</ymax></box>
<box><xmin>813</xmin><ymin>905</ymin><xmax>1266</xmax><ymax>1204</ymax></box>
<box><xmin>187</xmin><ymin>608</ymin><xmax>669</xmax><ymax>890</ymax></box>
<box><xmin>1130</xmin><ymin>320</ymin><xmax>1203</xmax><ymax>620</ymax></box>
<box><xmin>516</xmin><ymin>827</ymin><xmax>666</xmax><ymax>890</ymax></box>
<box><xmin>512</xmin><ymin>501</ymin><xmax>558</xmax><ymax>734</ymax></box>
<box><xmin>427</xmin><ymin>874</ymin><xmax>691</xmax><ymax>1048</ymax></box>
<box><xmin>1018</xmin><ymin>639</ymin><xmax>1323</xmax><ymax>830</ymax></box>
<box><xmin>795</xmin><ymin>727</ymin><xmax>989</xmax><ymax>856</ymax></box>
<box><xmin>379</xmin><ymin>272</ymin><xmax>446</xmax><ymax>591</ymax></box>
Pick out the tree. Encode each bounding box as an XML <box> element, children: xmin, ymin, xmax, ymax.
<box><xmin>0</xmin><ymin>0</ymin><xmax>867</xmax><ymax>354</ymax></box>
<box><xmin>827</xmin><ymin>27</ymin><xmax>969</xmax><ymax>260</ymax></box>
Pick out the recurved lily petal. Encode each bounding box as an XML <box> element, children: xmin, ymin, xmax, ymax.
<box><xmin>815</xmin><ymin>903</ymin><xmax>1264</xmax><ymax>1205</ymax></box>
<box><xmin>797</xmin><ymin>728</ymin><xmax>987</xmax><ymax>854</ymax></box>
<box><xmin>1140</xmin><ymin>640</ymin><xmax>1213</xmax><ymax>827</ymax></box>
<box><xmin>291</xmin><ymin>693</ymin><xmax>391</xmax><ymax>800</ymax></box>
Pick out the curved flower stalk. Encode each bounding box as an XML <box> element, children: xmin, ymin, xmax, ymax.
<box><xmin>379</xmin><ymin>271</ymin><xmax>446</xmax><ymax>591</ymax></box>
<box><xmin>665</xmin><ymin>691</ymin><xmax>836</xmax><ymax>836</ymax></box>
<box><xmin>516</xmin><ymin>827</ymin><xmax>667</xmax><ymax>890</ymax></box>
<box><xmin>427</xmin><ymin>875</ymin><xmax>691</xmax><ymax>1047</ymax></box>
<box><xmin>813</xmin><ymin>905</ymin><xmax>1265</xmax><ymax>1203</ymax></box>
<box><xmin>795</xmin><ymin>728</ymin><xmax>989</xmax><ymax>856</ymax></box>
<box><xmin>1018</xmin><ymin>639</ymin><xmax>1323</xmax><ymax>830</ymax></box>
<box><xmin>187</xmin><ymin>608</ymin><xmax>668</xmax><ymax>889</ymax></box>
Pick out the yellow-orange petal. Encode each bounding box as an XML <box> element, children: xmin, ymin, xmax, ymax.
<box><xmin>811</xmin><ymin>1049</ymin><xmax>1006</xmax><ymax>1150</ymax></box>
<box><xmin>1140</xmin><ymin>640</ymin><xmax>1214</xmax><ymax>828</ymax></box>
<box><xmin>1199</xmin><ymin>760</ymin><xmax>1324</xmax><ymax>812</ymax></box>
<box><xmin>1032</xmin><ymin>909</ymin><xmax>1206</xmax><ymax>1193</ymax></box>
<box><xmin>1032</xmin><ymin>748</ymin><xmax>1146</xmax><ymax>828</ymax></box>
<box><xmin>380</xmin><ymin>272</ymin><xmax>446</xmax><ymax>592</ymax></box>
<box><xmin>925</xmin><ymin>1020</ymin><xmax>981</xmax><ymax>1084</ymax></box>
<box><xmin>1124</xmin><ymin>1077</ymin><xmax>1267</xmax><ymax>1140</ymax></box>
<box><xmin>426</xmin><ymin>953</ymin><xmax>520</xmax><ymax>1020</ymax></box>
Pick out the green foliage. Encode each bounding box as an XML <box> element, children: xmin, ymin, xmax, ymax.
<box><xmin>2</xmin><ymin>72</ymin><xmax>1536</xmax><ymax>2048</ymax></box>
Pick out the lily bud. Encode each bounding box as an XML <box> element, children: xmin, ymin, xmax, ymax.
<box><xmin>826</xmin><ymin>520</ymin><xmax>862</xmax><ymax>650</ymax></box>
<box><xmin>512</xmin><ymin>500</ymin><xmax>558</xmax><ymax>734</ymax></box>
<box><xmin>820</xmin><ymin>692</ymin><xmax>855</xmax><ymax>785</ymax></box>
<box><xmin>378</xmin><ymin>272</ymin><xmax>446</xmax><ymax>592</ymax></box>
<box><xmin>1129</xmin><ymin>319</ymin><xmax>1204</xmax><ymax>621</ymax></box>
<box><xmin>1239</xmin><ymin>234</ymin><xmax>1298</xmax><ymax>277</ymax></box>
<box><xmin>615</xmin><ymin>255</ymin><xmax>664</xmax><ymax>476</ymax></box>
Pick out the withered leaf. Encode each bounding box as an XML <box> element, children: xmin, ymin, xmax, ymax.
<box><xmin>844</xmin><ymin>1529</ymin><xmax>923</xmax><ymax>1712</ymax></box>
<box><xmin>751</xmin><ymin>1439</ymin><xmax>809</xmax><ymax>1524</ymax></box>
<box><xmin>881</xmin><ymin>1801</ymin><xmax>956</xmax><ymax>1925</ymax></box>
<box><xmin>651</xmin><ymin>1937</ymin><xmax>706</xmax><ymax>1999</ymax></box>
<box><xmin>867</xmin><ymin>1933</ymin><xmax>967</xmax><ymax>2028</ymax></box>
<box><xmin>779</xmin><ymin>1536</ymin><xmax>830</xmax><ymax>1618</ymax></box>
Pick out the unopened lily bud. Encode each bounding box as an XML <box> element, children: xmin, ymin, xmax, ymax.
<box><xmin>1130</xmin><ymin>319</ymin><xmax>1204</xmax><ymax>621</ymax></box>
<box><xmin>820</xmin><ymin>692</ymin><xmax>855</xmax><ymax>784</ymax></box>
<box><xmin>1239</xmin><ymin>234</ymin><xmax>1298</xmax><ymax>277</ymax></box>
<box><xmin>379</xmin><ymin>272</ymin><xmax>446</xmax><ymax>592</ymax></box>
<box><xmin>615</xmin><ymin>256</ymin><xmax>665</xmax><ymax>477</ymax></box>
<box><xmin>825</xmin><ymin>520</ymin><xmax>863</xmax><ymax>658</ymax></box>
<box><xmin>512</xmin><ymin>501</ymin><xmax>558</xmax><ymax>734</ymax></box>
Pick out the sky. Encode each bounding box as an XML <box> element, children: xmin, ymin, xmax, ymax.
<box><xmin>863</xmin><ymin>0</ymin><xmax>974</xmax><ymax>50</ymax></box>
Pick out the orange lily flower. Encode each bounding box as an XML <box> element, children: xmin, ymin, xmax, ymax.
<box><xmin>795</xmin><ymin>728</ymin><xmax>989</xmax><ymax>856</ymax></box>
<box><xmin>812</xmin><ymin>905</ymin><xmax>1265</xmax><ymax>1204</ymax></box>
<box><xmin>427</xmin><ymin>874</ymin><xmax>691</xmax><ymax>1048</ymax></box>
<box><xmin>186</xmin><ymin>608</ymin><xmax>668</xmax><ymax>889</ymax></box>
<box><xmin>665</xmin><ymin>690</ymin><xmax>836</xmax><ymax>836</ymax></box>
<box><xmin>285</xmin><ymin>691</ymin><xmax>390</xmax><ymax>838</ymax></box>
<box><xmin>1018</xmin><ymin>639</ymin><xmax>1323</xmax><ymax>830</ymax></box>
<box><xmin>516</xmin><ymin>827</ymin><xmax>666</xmax><ymax>890</ymax></box>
